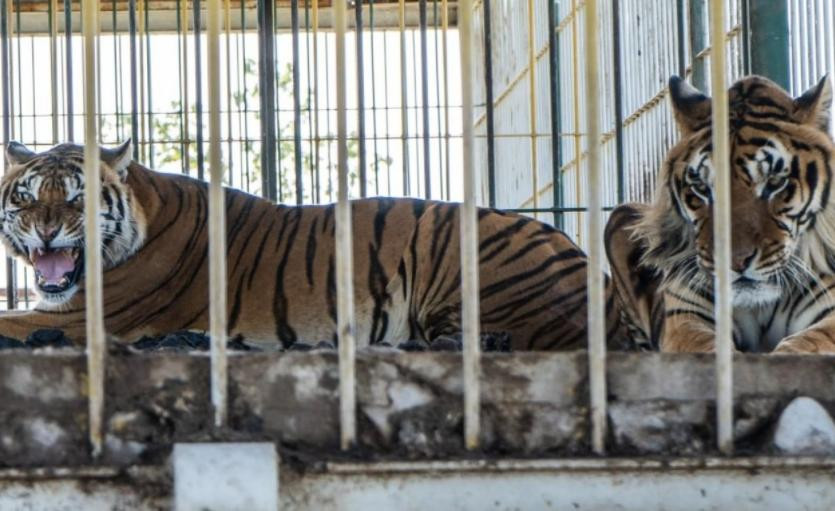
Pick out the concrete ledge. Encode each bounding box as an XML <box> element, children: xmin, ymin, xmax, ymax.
<box><xmin>3</xmin><ymin>457</ymin><xmax>835</xmax><ymax>511</ymax></box>
<box><xmin>1</xmin><ymin>350</ymin><xmax>834</xmax><ymax>466</ymax></box>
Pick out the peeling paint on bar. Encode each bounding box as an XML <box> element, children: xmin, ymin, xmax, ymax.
<box><xmin>708</xmin><ymin>0</ymin><xmax>733</xmax><ymax>456</ymax></box>
<box><xmin>81</xmin><ymin>0</ymin><xmax>104</xmax><ymax>458</ymax></box>
<box><xmin>334</xmin><ymin>0</ymin><xmax>357</xmax><ymax>451</ymax></box>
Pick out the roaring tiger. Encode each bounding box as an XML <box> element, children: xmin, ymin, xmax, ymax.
<box><xmin>0</xmin><ymin>141</ymin><xmax>625</xmax><ymax>350</ymax></box>
<box><xmin>606</xmin><ymin>74</ymin><xmax>835</xmax><ymax>354</ymax></box>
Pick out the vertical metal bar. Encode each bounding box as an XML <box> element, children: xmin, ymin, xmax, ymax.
<box><xmin>138</xmin><ymin>0</ymin><xmax>145</xmax><ymax>160</ymax></box>
<box><xmin>570</xmin><ymin>0</ymin><xmax>581</xmax><ymax>242</ymax></box>
<box><xmin>399</xmin><ymin>0</ymin><xmax>410</xmax><ymax>195</ymax></box>
<box><xmin>584</xmin><ymin>0</ymin><xmax>607</xmax><ymax>456</ymax></box>
<box><xmin>482</xmin><ymin>0</ymin><xmax>496</xmax><ymax>207</ymax></box>
<box><xmin>291</xmin><ymin>0</ymin><xmax>303</xmax><ymax>204</ymax></box>
<box><xmin>677</xmin><ymin>0</ymin><xmax>686</xmax><ymax>76</ymax></box>
<box><xmin>411</xmin><ymin>31</ymin><xmax>421</xmax><ymax>196</ymax></box>
<box><xmin>355</xmin><ymin>0</ymin><xmax>368</xmax><ymax>197</ymax></box>
<box><xmin>689</xmin><ymin>0</ymin><xmax>708</xmax><ymax>91</ymax></box>
<box><xmin>419</xmin><ymin>0</ymin><xmax>431</xmax><ymax>198</ymax></box>
<box><xmin>527</xmin><ymin>0</ymin><xmax>538</xmax><ymax>218</ymax></box>
<box><xmin>64</xmin><ymin>0</ymin><xmax>73</xmax><ymax>139</ymax></box>
<box><xmin>1</xmin><ymin>0</ymin><xmax>15</xmax><ymax>310</ymax></box>
<box><xmin>740</xmin><ymin>0</ymin><xmax>750</xmax><ymax>75</ymax></box>
<box><xmin>304</xmin><ymin>0</ymin><xmax>315</xmax><ymax>200</ymax></box>
<box><xmin>749</xmin><ymin>0</ymin><xmax>789</xmax><ymax>91</ymax></box>
<box><xmin>13</xmin><ymin>0</ymin><xmax>19</xmax><ymax>141</ymax></box>
<box><xmin>369</xmin><ymin>0</ymin><xmax>380</xmax><ymax>195</ymax></box>
<box><xmin>240</xmin><ymin>0</ymin><xmax>250</xmax><ymax>190</ymax></box>
<box><xmin>382</xmin><ymin>2</ymin><xmax>393</xmax><ymax>195</ymax></box>
<box><xmin>50</xmin><ymin>0</ymin><xmax>58</xmax><ymax>142</ymax></box>
<box><xmin>612</xmin><ymin>0</ymin><xmax>624</xmax><ymax>205</ymax></box>
<box><xmin>194</xmin><ymin>0</ymin><xmax>205</xmax><ymax>181</ymax></box>
<box><xmin>129</xmin><ymin>0</ymin><xmax>139</xmax><ymax>159</ymax></box>
<box><xmin>81</xmin><ymin>0</ymin><xmax>104</xmax><ymax>457</ymax></box>
<box><xmin>207</xmin><ymin>0</ymin><xmax>227</xmax><ymax>429</ymax></box>
<box><xmin>432</xmin><ymin>0</ymin><xmax>441</xmax><ymax>197</ymax></box>
<box><xmin>257</xmin><ymin>0</ymin><xmax>277</xmax><ymax>201</ymax></box>
<box><xmin>548</xmin><ymin>0</ymin><xmax>563</xmax><ymax>228</ymax></box>
<box><xmin>459</xmin><ymin>0</ymin><xmax>480</xmax><ymax>451</ymax></box>
<box><xmin>144</xmin><ymin>0</ymin><xmax>154</xmax><ymax>168</ymax></box>
<box><xmin>273</xmin><ymin>7</ymin><xmax>283</xmax><ymax>203</ymax></box>
<box><xmin>312</xmin><ymin>0</ymin><xmax>321</xmax><ymax>203</ymax></box>
<box><xmin>709</xmin><ymin>0</ymin><xmax>734</xmax><ymax>456</ymax></box>
<box><xmin>441</xmin><ymin>0</ymin><xmax>450</xmax><ymax>200</ymax></box>
<box><xmin>225</xmin><ymin>0</ymin><xmax>233</xmax><ymax>188</ymax></box>
<box><xmin>334</xmin><ymin>0</ymin><xmax>356</xmax><ymax>451</ymax></box>
<box><xmin>180</xmin><ymin>0</ymin><xmax>191</xmax><ymax>174</ymax></box>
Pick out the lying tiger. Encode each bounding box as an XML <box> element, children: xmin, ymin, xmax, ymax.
<box><xmin>606</xmin><ymin>74</ymin><xmax>835</xmax><ymax>354</ymax></box>
<box><xmin>0</xmin><ymin>141</ymin><xmax>625</xmax><ymax>350</ymax></box>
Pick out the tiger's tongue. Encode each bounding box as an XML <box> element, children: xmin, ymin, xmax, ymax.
<box><xmin>32</xmin><ymin>250</ymin><xmax>75</xmax><ymax>284</ymax></box>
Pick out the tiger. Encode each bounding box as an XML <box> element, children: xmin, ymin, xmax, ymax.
<box><xmin>605</xmin><ymin>73</ymin><xmax>835</xmax><ymax>354</ymax></box>
<box><xmin>0</xmin><ymin>140</ymin><xmax>626</xmax><ymax>351</ymax></box>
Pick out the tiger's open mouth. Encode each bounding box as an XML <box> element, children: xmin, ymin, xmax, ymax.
<box><xmin>28</xmin><ymin>247</ymin><xmax>84</xmax><ymax>295</ymax></box>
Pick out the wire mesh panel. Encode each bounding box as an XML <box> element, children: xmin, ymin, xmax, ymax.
<box><xmin>0</xmin><ymin>1</ymin><xmax>463</xmax><ymax>310</ymax></box>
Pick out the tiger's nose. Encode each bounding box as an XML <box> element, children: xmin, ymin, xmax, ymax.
<box><xmin>731</xmin><ymin>248</ymin><xmax>757</xmax><ymax>273</ymax></box>
<box><xmin>38</xmin><ymin>226</ymin><xmax>59</xmax><ymax>242</ymax></box>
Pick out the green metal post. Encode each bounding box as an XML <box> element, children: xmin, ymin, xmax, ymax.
<box><xmin>689</xmin><ymin>0</ymin><xmax>708</xmax><ymax>91</ymax></box>
<box><xmin>748</xmin><ymin>0</ymin><xmax>790</xmax><ymax>91</ymax></box>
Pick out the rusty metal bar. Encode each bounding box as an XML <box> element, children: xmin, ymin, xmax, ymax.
<box><xmin>334</xmin><ymin>0</ymin><xmax>356</xmax><ymax>451</ymax></box>
<box><xmin>81</xmin><ymin>0</ymin><xmax>104</xmax><ymax>457</ymax></box>
<box><xmin>709</xmin><ymin>0</ymin><xmax>734</xmax><ymax>456</ymax></box>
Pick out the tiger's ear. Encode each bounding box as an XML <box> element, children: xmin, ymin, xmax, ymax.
<box><xmin>793</xmin><ymin>75</ymin><xmax>832</xmax><ymax>133</ymax></box>
<box><xmin>669</xmin><ymin>75</ymin><xmax>711</xmax><ymax>135</ymax></box>
<box><xmin>100</xmin><ymin>139</ymin><xmax>132</xmax><ymax>181</ymax></box>
<box><xmin>5</xmin><ymin>141</ymin><xmax>36</xmax><ymax>166</ymax></box>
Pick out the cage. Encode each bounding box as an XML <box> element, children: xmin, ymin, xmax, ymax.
<box><xmin>0</xmin><ymin>1</ymin><xmax>834</xmax><ymax>509</ymax></box>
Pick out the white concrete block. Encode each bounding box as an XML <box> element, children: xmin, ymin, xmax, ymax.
<box><xmin>773</xmin><ymin>397</ymin><xmax>835</xmax><ymax>455</ymax></box>
<box><xmin>173</xmin><ymin>442</ymin><xmax>279</xmax><ymax>511</ymax></box>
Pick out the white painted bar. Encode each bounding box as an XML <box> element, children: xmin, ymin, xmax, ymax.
<box><xmin>206</xmin><ymin>0</ymin><xmax>227</xmax><ymax>428</ymax></box>
<box><xmin>708</xmin><ymin>0</ymin><xmax>733</xmax><ymax>455</ymax></box>
<box><xmin>527</xmin><ymin>0</ymin><xmax>539</xmax><ymax>219</ymax></box>
<box><xmin>458</xmin><ymin>0</ymin><xmax>480</xmax><ymax>450</ymax></box>
<box><xmin>81</xmin><ymin>0</ymin><xmax>104</xmax><ymax>458</ymax></box>
<box><xmin>399</xmin><ymin>0</ymin><xmax>410</xmax><ymax>195</ymax></box>
<box><xmin>583</xmin><ymin>0</ymin><xmax>607</xmax><ymax>456</ymax></box>
<box><xmin>334</xmin><ymin>0</ymin><xmax>357</xmax><ymax>450</ymax></box>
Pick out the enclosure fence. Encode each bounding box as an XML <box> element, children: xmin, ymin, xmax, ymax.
<box><xmin>0</xmin><ymin>0</ymin><xmax>832</xmax><ymax>472</ymax></box>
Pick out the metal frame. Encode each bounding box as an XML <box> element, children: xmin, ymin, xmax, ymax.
<box><xmin>0</xmin><ymin>0</ymin><xmax>814</xmax><ymax>491</ymax></box>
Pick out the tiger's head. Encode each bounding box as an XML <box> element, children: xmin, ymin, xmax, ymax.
<box><xmin>635</xmin><ymin>75</ymin><xmax>834</xmax><ymax>308</ymax></box>
<box><xmin>0</xmin><ymin>141</ymin><xmax>146</xmax><ymax>306</ymax></box>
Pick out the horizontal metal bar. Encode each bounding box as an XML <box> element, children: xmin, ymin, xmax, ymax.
<box><xmin>6</xmin><ymin>3</ymin><xmax>460</xmax><ymax>34</ymax></box>
<box><xmin>505</xmin><ymin>206</ymin><xmax>616</xmax><ymax>214</ymax></box>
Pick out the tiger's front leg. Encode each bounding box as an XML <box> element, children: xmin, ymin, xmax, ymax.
<box><xmin>660</xmin><ymin>290</ymin><xmax>720</xmax><ymax>353</ymax></box>
<box><xmin>773</xmin><ymin>316</ymin><xmax>835</xmax><ymax>354</ymax></box>
<box><xmin>662</xmin><ymin>315</ymin><xmax>717</xmax><ymax>352</ymax></box>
